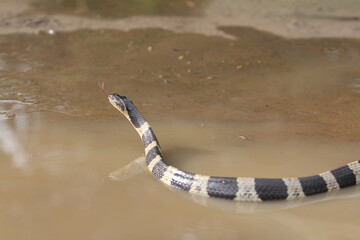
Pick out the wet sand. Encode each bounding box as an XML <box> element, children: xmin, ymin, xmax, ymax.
<box><xmin>1</xmin><ymin>0</ymin><xmax>360</xmax><ymax>38</ymax></box>
<box><xmin>1</xmin><ymin>0</ymin><xmax>360</xmax><ymax>240</ymax></box>
<box><xmin>1</xmin><ymin>28</ymin><xmax>360</xmax><ymax>140</ymax></box>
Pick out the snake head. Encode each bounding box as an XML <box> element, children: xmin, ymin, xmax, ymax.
<box><xmin>108</xmin><ymin>93</ymin><xmax>129</xmax><ymax>113</ymax></box>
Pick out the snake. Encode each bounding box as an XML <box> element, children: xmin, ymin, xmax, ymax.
<box><xmin>108</xmin><ymin>93</ymin><xmax>360</xmax><ymax>201</ymax></box>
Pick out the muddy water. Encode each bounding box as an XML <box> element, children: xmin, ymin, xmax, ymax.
<box><xmin>1</xmin><ymin>105</ymin><xmax>360</xmax><ymax>239</ymax></box>
<box><xmin>1</xmin><ymin>13</ymin><xmax>360</xmax><ymax>240</ymax></box>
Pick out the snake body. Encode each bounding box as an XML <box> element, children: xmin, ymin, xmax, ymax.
<box><xmin>108</xmin><ymin>93</ymin><xmax>360</xmax><ymax>201</ymax></box>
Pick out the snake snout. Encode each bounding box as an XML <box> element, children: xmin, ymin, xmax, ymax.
<box><xmin>108</xmin><ymin>94</ymin><xmax>116</xmax><ymax>102</ymax></box>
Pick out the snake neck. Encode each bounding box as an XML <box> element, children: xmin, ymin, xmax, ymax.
<box><xmin>125</xmin><ymin>104</ymin><xmax>163</xmax><ymax>159</ymax></box>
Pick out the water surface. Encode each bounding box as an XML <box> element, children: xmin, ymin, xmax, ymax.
<box><xmin>1</xmin><ymin>106</ymin><xmax>360</xmax><ymax>239</ymax></box>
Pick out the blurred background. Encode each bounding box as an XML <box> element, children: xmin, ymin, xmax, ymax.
<box><xmin>1</xmin><ymin>1</ymin><xmax>360</xmax><ymax>240</ymax></box>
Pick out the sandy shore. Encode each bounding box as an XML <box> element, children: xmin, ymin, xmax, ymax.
<box><xmin>1</xmin><ymin>0</ymin><xmax>360</xmax><ymax>39</ymax></box>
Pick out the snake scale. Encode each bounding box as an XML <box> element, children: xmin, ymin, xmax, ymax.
<box><xmin>108</xmin><ymin>93</ymin><xmax>360</xmax><ymax>201</ymax></box>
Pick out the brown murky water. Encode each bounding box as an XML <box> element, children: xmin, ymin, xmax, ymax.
<box><xmin>1</xmin><ymin>105</ymin><xmax>360</xmax><ymax>240</ymax></box>
<box><xmin>1</xmin><ymin>0</ymin><xmax>360</xmax><ymax>239</ymax></box>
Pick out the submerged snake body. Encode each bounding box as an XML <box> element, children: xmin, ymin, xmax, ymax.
<box><xmin>108</xmin><ymin>94</ymin><xmax>360</xmax><ymax>201</ymax></box>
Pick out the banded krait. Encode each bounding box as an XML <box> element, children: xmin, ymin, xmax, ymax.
<box><xmin>108</xmin><ymin>93</ymin><xmax>360</xmax><ymax>201</ymax></box>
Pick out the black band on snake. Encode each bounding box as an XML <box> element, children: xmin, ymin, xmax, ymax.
<box><xmin>108</xmin><ymin>93</ymin><xmax>360</xmax><ymax>201</ymax></box>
